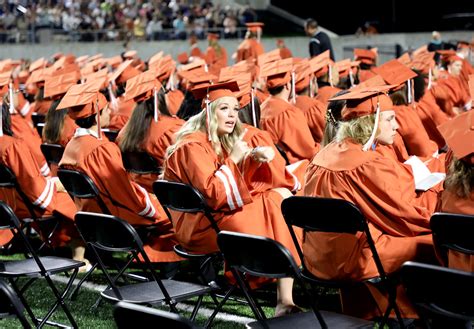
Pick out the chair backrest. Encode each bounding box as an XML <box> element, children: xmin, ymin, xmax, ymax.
<box><xmin>0</xmin><ymin>279</ymin><xmax>31</xmax><ymax>328</ymax></box>
<box><xmin>57</xmin><ymin>168</ymin><xmax>111</xmax><ymax>214</ymax></box>
<box><xmin>217</xmin><ymin>231</ymin><xmax>299</xmax><ymax>279</ymax></box>
<box><xmin>102</xmin><ymin>128</ymin><xmax>119</xmax><ymax>142</ymax></box>
<box><xmin>430</xmin><ymin>212</ymin><xmax>474</xmax><ymax>256</ymax></box>
<box><xmin>401</xmin><ymin>261</ymin><xmax>474</xmax><ymax>321</ymax></box>
<box><xmin>40</xmin><ymin>143</ymin><xmax>65</xmax><ymax>166</ymax></box>
<box><xmin>75</xmin><ymin>212</ymin><xmax>141</xmax><ymax>252</ymax></box>
<box><xmin>36</xmin><ymin>123</ymin><xmax>45</xmax><ymax>136</ymax></box>
<box><xmin>0</xmin><ymin>163</ymin><xmax>39</xmax><ymax>219</ymax></box>
<box><xmin>31</xmin><ymin>113</ymin><xmax>45</xmax><ymax>126</ymax></box>
<box><xmin>152</xmin><ymin>180</ymin><xmax>219</xmax><ymax>232</ymax></box>
<box><xmin>114</xmin><ymin>302</ymin><xmax>200</xmax><ymax>329</ymax></box>
<box><xmin>122</xmin><ymin>151</ymin><xmax>161</xmax><ymax>174</ymax></box>
<box><xmin>281</xmin><ymin>196</ymin><xmax>366</xmax><ymax>234</ymax></box>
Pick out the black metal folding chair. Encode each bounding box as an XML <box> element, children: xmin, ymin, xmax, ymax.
<box><xmin>121</xmin><ymin>150</ymin><xmax>161</xmax><ymax>175</ymax></box>
<box><xmin>0</xmin><ymin>279</ymin><xmax>31</xmax><ymax>328</ymax></box>
<box><xmin>101</xmin><ymin>128</ymin><xmax>119</xmax><ymax>142</ymax></box>
<box><xmin>401</xmin><ymin>261</ymin><xmax>474</xmax><ymax>328</ymax></box>
<box><xmin>430</xmin><ymin>212</ymin><xmax>474</xmax><ymax>266</ymax></box>
<box><xmin>36</xmin><ymin>123</ymin><xmax>45</xmax><ymax>137</ymax></box>
<box><xmin>0</xmin><ymin>163</ymin><xmax>60</xmax><ymax>252</ymax></box>
<box><xmin>217</xmin><ymin>231</ymin><xmax>373</xmax><ymax>329</ymax></box>
<box><xmin>0</xmin><ymin>201</ymin><xmax>84</xmax><ymax>328</ymax></box>
<box><xmin>153</xmin><ymin>180</ymin><xmax>244</xmax><ymax>328</ymax></box>
<box><xmin>281</xmin><ymin>196</ymin><xmax>405</xmax><ymax>328</ymax></box>
<box><xmin>40</xmin><ymin>143</ymin><xmax>65</xmax><ymax>166</ymax></box>
<box><xmin>74</xmin><ymin>211</ymin><xmax>212</xmax><ymax>322</ymax></box>
<box><xmin>114</xmin><ymin>301</ymin><xmax>201</xmax><ymax>329</ymax></box>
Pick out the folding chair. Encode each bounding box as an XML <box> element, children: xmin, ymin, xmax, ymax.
<box><xmin>216</xmin><ymin>231</ymin><xmax>373</xmax><ymax>329</ymax></box>
<box><xmin>114</xmin><ymin>301</ymin><xmax>201</xmax><ymax>329</ymax></box>
<box><xmin>40</xmin><ymin>143</ymin><xmax>65</xmax><ymax>166</ymax></box>
<box><xmin>57</xmin><ymin>168</ymin><xmax>111</xmax><ymax>299</ymax></box>
<box><xmin>0</xmin><ymin>163</ymin><xmax>60</xmax><ymax>252</ymax></box>
<box><xmin>153</xmin><ymin>180</ymin><xmax>241</xmax><ymax>328</ymax></box>
<box><xmin>36</xmin><ymin>123</ymin><xmax>45</xmax><ymax>137</ymax></box>
<box><xmin>401</xmin><ymin>261</ymin><xmax>474</xmax><ymax>328</ymax></box>
<box><xmin>0</xmin><ymin>201</ymin><xmax>84</xmax><ymax>328</ymax></box>
<box><xmin>101</xmin><ymin>128</ymin><xmax>119</xmax><ymax>142</ymax></box>
<box><xmin>121</xmin><ymin>150</ymin><xmax>161</xmax><ymax>175</ymax></box>
<box><xmin>74</xmin><ymin>211</ymin><xmax>212</xmax><ymax>322</ymax></box>
<box><xmin>281</xmin><ymin>196</ymin><xmax>405</xmax><ymax>328</ymax></box>
<box><xmin>0</xmin><ymin>279</ymin><xmax>31</xmax><ymax>329</ymax></box>
<box><xmin>31</xmin><ymin>113</ymin><xmax>45</xmax><ymax>136</ymax></box>
<box><xmin>430</xmin><ymin>212</ymin><xmax>474</xmax><ymax>266</ymax></box>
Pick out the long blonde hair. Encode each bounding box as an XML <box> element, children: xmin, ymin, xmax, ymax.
<box><xmin>336</xmin><ymin>114</ymin><xmax>376</xmax><ymax>145</ymax></box>
<box><xmin>445</xmin><ymin>157</ymin><xmax>474</xmax><ymax>198</ymax></box>
<box><xmin>166</xmin><ymin>97</ymin><xmax>243</xmax><ymax>159</ymax></box>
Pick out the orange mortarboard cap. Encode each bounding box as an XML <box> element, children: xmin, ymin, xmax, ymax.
<box><xmin>44</xmin><ymin>71</ymin><xmax>81</xmax><ymax>99</ymax></box>
<box><xmin>397</xmin><ymin>53</ymin><xmax>412</xmax><ymax>66</ymax></box>
<box><xmin>179</xmin><ymin>69</ymin><xmax>217</xmax><ymax>90</ymax></box>
<box><xmin>124</xmin><ymin>70</ymin><xmax>162</xmax><ymax>102</ymax></box>
<box><xmin>294</xmin><ymin>59</ymin><xmax>312</xmax><ymax>92</ymax></box>
<box><xmin>207</xmin><ymin>33</ymin><xmax>219</xmax><ymax>41</ymax></box>
<box><xmin>372</xmin><ymin>59</ymin><xmax>417</xmax><ymax>86</ymax></box>
<box><xmin>437</xmin><ymin>110</ymin><xmax>474</xmax><ymax>162</ymax></box>
<box><xmin>308</xmin><ymin>50</ymin><xmax>331</xmax><ymax>77</ymax></box>
<box><xmin>353</xmin><ymin>74</ymin><xmax>387</xmax><ymax>90</ymax></box>
<box><xmin>84</xmin><ymin>68</ymin><xmax>109</xmax><ymax>89</ymax></box>
<box><xmin>123</xmin><ymin>50</ymin><xmax>137</xmax><ymax>59</ymax></box>
<box><xmin>334</xmin><ymin>59</ymin><xmax>352</xmax><ymax>76</ymax></box>
<box><xmin>257</xmin><ymin>49</ymin><xmax>281</xmax><ymax>67</ymax></box>
<box><xmin>110</xmin><ymin>60</ymin><xmax>140</xmax><ymax>85</ymax></box>
<box><xmin>0</xmin><ymin>71</ymin><xmax>11</xmax><ymax>96</ymax></box>
<box><xmin>148</xmin><ymin>51</ymin><xmax>164</xmax><ymax>67</ymax></box>
<box><xmin>260</xmin><ymin>58</ymin><xmax>293</xmax><ymax>89</ymax></box>
<box><xmin>410</xmin><ymin>52</ymin><xmax>435</xmax><ymax>74</ymax></box>
<box><xmin>52</xmin><ymin>52</ymin><xmax>64</xmax><ymax>60</ymax></box>
<box><xmin>353</xmin><ymin>48</ymin><xmax>377</xmax><ymax>65</ymax></box>
<box><xmin>233</xmin><ymin>73</ymin><xmax>253</xmax><ymax>107</ymax></box>
<box><xmin>436</xmin><ymin>49</ymin><xmax>456</xmax><ymax>59</ymax></box>
<box><xmin>412</xmin><ymin>45</ymin><xmax>428</xmax><ymax>58</ymax></box>
<box><xmin>457</xmin><ymin>41</ymin><xmax>470</xmax><ymax>49</ymax></box>
<box><xmin>29</xmin><ymin>57</ymin><xmax>48</xmax><ymax>72</ymax></box>
<box><xmin>106</xmin><ymin>55</ymin><xmax>123</xmax><ymax>68</ymax></box>
<box><xmin>177</xmin><ymin>52</ymin><xmax>189</xmax><ymax>65</ymax></box>
<box><xmin>330</xmin><ymin>85</ymin><xmax>395</xmax><ymax>121</ymax></box>
<box><xmin>75</xmin><ymin>55</ymin><xmax>89</xmax><ymax>64</ymax></box>
<box><xmin>447</xmin><ymin>54</ymin><xmax>463</xmax><ymax>63</ymax></box>
<box><xmin>178</xmin><ymin>58</ymin><xmax>207</xmax><ymax>72</ymax></box>
<box><xmin>25</xmin><ymin>67</ymin><xmax>53</xmax><ymax>85</ymax></box>
<box><xmin>87</xmin><ymin>53</ymin><xmax>103</xmax><ymax>62</ymax></box>
<box><xmin>0</xmin><ymin>59</ymin><xmax>21</xmax><ymax>73</ymax></box>
<box><xmin>191</xmin><ymin>81</ymin><xmax>240</xmax><ymax>106</ymax></box>
<box><xmin>17</xmin><ymin>70</ymin><xmax>29</xmax><ymax>84</ymax></box>
<box><xmin>246</xmin><ymin>22</ymin><xmax>264</xmax><ymax>33</ymax></box>
<box><xmin>53</xmin><ymin>54</ymin><xmax>76</xmax><ymax>69</ymax></box>
<box><xmin>56</xmin><ymin>80</ymin><xmax>108</xmax><ymax>120</ymax></box>
<box><xmin>51</xmin><ymin>63</ymin><xmax>80</xmax><ymax>77</ymax></box>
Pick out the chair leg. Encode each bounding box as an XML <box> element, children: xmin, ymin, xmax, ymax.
<box><xmin>204</xmin><ymin>284</ymin><xmax>237</xmax><ymax>328</ymax></box>
<box><xmin>231</xmin><ymin>269</ymin><xmax>266</xmax><ymax>321</ymax></box>
<box><xmin>9</xmin><ymin>278</ymin><xmax>40</xmax><ymax>327</ymax></box>
<box><xmin>190</xmin><ymin>295</ymin><xmax>203</xmax><ymax>321</ymax></box>
<box><xmin>70</xmin><ymin>263</ymin><xmax>97</xmax><ymax>300</ymax></box>
<box><xmin>297</xmin><ymin>278</ymin><xmax>328</xmax><ymax>329</ymax></box>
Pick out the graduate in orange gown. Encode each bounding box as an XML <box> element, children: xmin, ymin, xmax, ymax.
<box><xmin>118</xmin><ymin>71</ymin><xmax>184</xmax><ymax>192</ymax></box>
<box><xmin>235</xmin><ymin>22</ymin><xmax>264</xmax><ymax>63</ymax></box>
<box><xmin>313</xmin><ymin>52</ymin><xmax>341</xmax><ymax>105</ymax></box>
<box><xmin>204</xmin><ymin>33</ymin><xmax>228</xmax><ymax>76</ymax></box>
<box><xmin>259</xmin><ymin>58</ymin><xmax>319</xmax><ymax>163</ymax></box>
<box><xmin>437</xmin><ymin>93</ymin><xmax>474</xmax><ymax>272</ymax></box>
<box><xmin>293</xmin><ymin>59</ymin><xmax>326</xmax><ymax>144</ymax></box>
<box><xmin>164</xmin><ymin>81</ymin><xmax>302</xmax><ymax>316</ymax></box>
<box><xmin>57</xmin><ymin>80</ymin><xmax>181</xmax><ymax>263</ymax></box>
<box><xmin>188</xmin><ymin>33</ymin><xmax>204</xmax><ymax>59</ymax></box>
<box><xmin>353</xmin><ymin>48</ymin><xmax>378</xmax><ymax>82</ymax></box>
<box><xmin>0</xmin><ymin>103</ymin><xmax>84</xmax><ymax>262</ymax></box>
<box><xmin>276</xmin><ymin>39</ymin><xmax>292</xmax><ymax>59</ymax></box>
<box><xmin>304</xmin><ymin>87</ymin><xmax>439</xmax><ymax>320</ymax></box>
<box><xmin>108</xmin><ymin>60</ymin><xmax>140</xmax><ymax>130</ymax></box>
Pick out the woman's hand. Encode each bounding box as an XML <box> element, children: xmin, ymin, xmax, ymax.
<box><xmin>251</xmin><ymin>146</ymin><xmax>275</xmax><ymax>163</ymax></box>
<box><xmin>230</xmin><ymin>129</ymin><xmax>251</xmax><ymax>164</ymax></box>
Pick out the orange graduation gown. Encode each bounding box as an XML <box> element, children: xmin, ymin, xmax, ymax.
<box><xmin>205</xmin><ymin>46</ymin><xmax>228</xmax><ymax>76</ymax></box>
<box><xmin>59</xmin><ymin>128</ymin><xmax>180</xmax><ymax>262</ymax></box>
<box><xmin>260</xmin><ymin>96</ymin><xmax>319</xmax><ymax>163</ymax></box>
<box><xmin>416</xmin><ymin>89</ymin><xmax>450</xmax><ymax>148</ymax></box>
<box><xmin>166</xmin><ymin>89</ymin><xmax>185</xmax><ymax>116</ymax></box>
<box><xmin>235</xmin><ymin>39</ymin><xmax>264</xmax><ymax>63</ymax></box>
<box><xmin>108</xmin><ymin>96</ymin><xmax>136</xmax><ymax>130</ymax></box>
<box><xmin>315</xmin><ymin>85</ymin><xmax>342</xmax><ymax>106</ymax></box>
<box><xmin>294</xmin><ymin>95</ymin><xmax>326</xmax><ymax>143</ymax></box>
<box><xmin>0</xmin><ymin>135</ymin><xmax>77</xmax><ymax>247</ymax></box>
<box><xmin>163</xmin><ymin>130</ymin><xmax>300</xmax><ymax>264</ymax></box>
<box><xmin>304</xmin><ymin>140</ymin><xmax>436</xmax><ymax>319</ymax></box>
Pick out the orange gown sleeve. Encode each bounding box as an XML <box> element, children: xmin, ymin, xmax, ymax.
<box><xmin>165</xmin><ymin>140</ymin><xmax>253</xmax><ymax>212</ymax></box>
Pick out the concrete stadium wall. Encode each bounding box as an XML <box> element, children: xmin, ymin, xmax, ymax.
<box><xmin>0</xmin><ymin>31</ymin><xmax>472</xmax><ymax>63</ymax></box>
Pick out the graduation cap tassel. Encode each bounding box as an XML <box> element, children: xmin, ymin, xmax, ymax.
<box><xmin>8</xmin><ymin>82</ymin><xmax>15</xmax><ymax>114</ymax></box>
<box><xmin>291</xmin><ymin>71</ymin><xmax>296</xmax><ymax>104</ymax></box>
<box><xmin>153</xmin><ymin>87</ymin><xmax>159</xmax><ymax>122</ymax></box>
<box><xmin>407</xmin><ymin>79</ymin><xmax>412</xmax><ymax>104</ymax></box>
<box><xmin>349</xmin><ymin>69</ymin><xmax>355</xmax><ymax>88</ymax></box>
<box><xmin>205</xmin><ymin>94</ymin><xmax>211</xmax><ymax>141</ymax></box>
<box><xmin>362</xmin><ymin>96</ymin><xmax>381</xmax><ymax>152</ymax></box>
<box><xmin>96</xmin><ymin>98</ymin><xmax>102</xmax><ymax>140</ymax></box>
<box><xmin>169</xmin><ymin>69</ymin><xmax>175</xmax><ymax>91</ymax></box>
<box><xmin>328</xmin><ymin>65</ymin><xmax>333</xmax><ymax>87</ymax></box>
<box><xmin>204</xmin><ymin>64</ymin><xmax>209</xmax><ymax>73</ymax></box>
<box><xmin>251</xmin><ymin>88</ymin><xmax>257</xmax><ymax>127</ymax></box>
<box><xmin>257</xmin><ymin>29</ymin><xmax>261</xmax><ymax>43</ymax></box>
<box><xmin>108</xmin><ymin>82</ymin><xmax>118</xmax><ymax>112</ymax></box>
<box><xmin>427</xmin><ymin>68</ymin><xmax>432</xmax><ymax>90</ymax></box>
<box><xmin>309</xmin><ymin>77</ymin><xmax>314</xmax><ymax>98</ymax></box>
